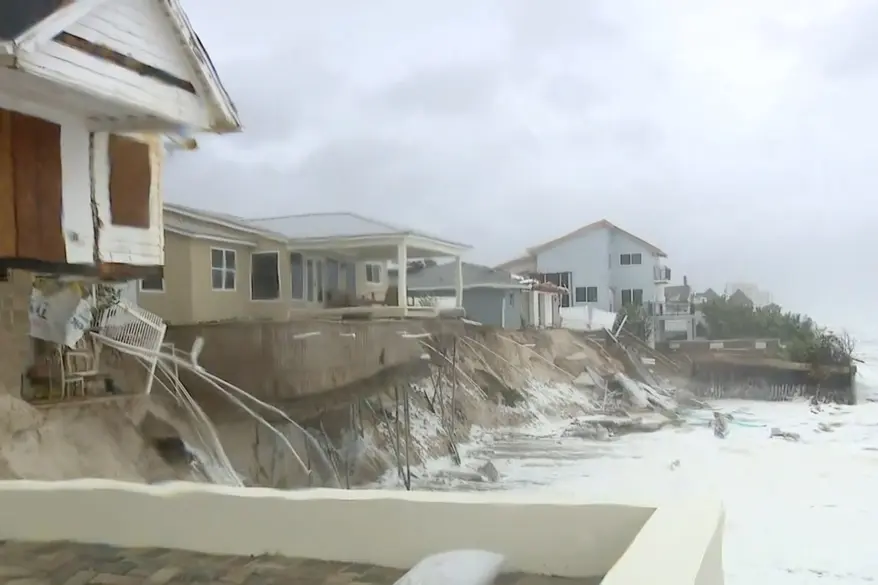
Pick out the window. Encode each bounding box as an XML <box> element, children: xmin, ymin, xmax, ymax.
<box><xmin>305</xmin><ymin>259</ymin><xmax>316</xmax><ymax>302</ymax></box>
<box><xmin>633</xmin><ymin>288</ymin><xmax>643</xmax><ymax>305</ymax></box>
<box><xmin>139</xmin><ymin>275</ymin><xmax>164</xmax><ymax>292</ymax></box>
<box><xmin>540</xmin><ymin>271</ymin><xmax>573</xmax><ymax>307</ymax></box>
<box><xmin>250</xmin><ymin>252</ymin><xmax>280</xmax><ymax>300</ymax></box>
<box><xmin>620</xmin><ymin>253</ymin><xmax>642</xmax><ymax>266</ymax></box>
<box><xmin>575</xmin><ymin>286</ymin><xmax>598</xmax><ymax>303</ymax></box>
<box><xmin>316</xmin><ymin>259</ymin><xmax>325</xmax><ymax>302</ymax></box>
<box><xmin>365</xmin><ymin>263</ymin><xmax>382</xmax><ymax>284</ymax></box>
<box><xmin>621</xmin><ymin>288</ymin><xmax>644</xmax><ymax>306</ymax></box>
<box><xmin>290</xmin><ymin>253</ymin><xmax>305</xmax><ymax>299</ymax></box>
<box><xmin>211</xmin><ymin>248</ymin><xmax>236</xmax><ymax>291</ymax></box>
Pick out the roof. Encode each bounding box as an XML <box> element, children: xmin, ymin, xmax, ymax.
<box><xmin>664</xmin><ymin>284</ymin><xmax>691</xmax><ymax>303</ymax></box>
<box><xmin>163</xmin><ymin>212</ymin><xmax>258</xmax><ymax>246</ymax></box>
<box><xmin>494</xmin><ymin>254</ymin><xmax>536</xmax><ymax>271</ymax></box>
<box><xmin>2</xmin><ymin>0</ymin><xmax>240</xmax><ymax>134</ymax></box>
<box><xmin>529</xmin><ymin>219</ymin><xmax>667</xmax><ymax>257</ymax></box>
<box><xmin>164</xmin><ymin>204</ymin><xmax>470</xmax><ymax>254</ymax></box>
<box><xmin>727</xmin><ymin>289</ymin><xmax>753</xmax><ymax>306</ymax></box>
<box><xmin>405</xmin><ymin>262</ymin><xmax>526</xmax><ymax>291</ymax></box>
<box><xmin>247</xmin><ymin>212</ymin><xmax>471</xmax><ymax>250</ymax></box>
<box><xmin>0</xmin><ymin>0</ymin><xmax>61</xmax><ymax>40</ymax></box>
<box><xmin>164</xmin><ymin>203</ymin><xmax>287</xmax><ymax>242</ymax></box>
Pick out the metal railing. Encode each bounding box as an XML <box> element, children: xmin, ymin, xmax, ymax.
<box><xmin>654</xmin><ymin>266</ymin><xmax>672</xmax><ymax>281</ymax></box>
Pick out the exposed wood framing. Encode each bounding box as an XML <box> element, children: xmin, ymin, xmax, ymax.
<box><xmin>54</xmin><ymin>32</ymin><xmax>197</xmax><ymax>94</ymax></box>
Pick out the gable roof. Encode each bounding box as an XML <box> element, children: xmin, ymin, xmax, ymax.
<box><xmin>164</xmin><ymin>211</ymin><xmax>260</xmax><ymax>247</ymax></box>
<box><xmin>164</xmin><ymin>203</ymin><xmax>288</xmax><ymax>243</ymax></box>
<box><xmin>405</xmin><ymin>262</ymin><xmax>526</xmax><ymax>291</ymax></box>
<box><xmin>3</xmin><ymin>0</ymin><xmax>240</xmax><ymax>133</ymax></box>
<box><xmin>664</xmin><ymin>284</ymin><xmax>691</xmax><ymax>303</ymax></box>
<box><xmin>527</xmin><ymin>219</ymin><xmax>667</xmax><ymax>257</ymax></box>
<box><xmin>728</xmin><ymin>289</ymin><xmax>753</xmax><ymax>306</ymax></box>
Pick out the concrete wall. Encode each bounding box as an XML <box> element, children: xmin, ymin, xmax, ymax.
<box><xmin>0</xmin><ymin>270</ymin><xmax>33</xmax><ymax>397</ymax></box>
<box><xmin>164</xmin><ymin>319</ymin><xmax>427</xmax><ymax>407</ymax></box>
<box><xmin>0</xmin><ymin>480</ymin><xmax>726</xmax><ymax>585</ymax></box>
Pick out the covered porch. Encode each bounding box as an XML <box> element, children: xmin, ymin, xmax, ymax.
<box><xmin>287</xmin><ymin>232</ymin><xmax>471</xmax><ymax>318</ymax></box>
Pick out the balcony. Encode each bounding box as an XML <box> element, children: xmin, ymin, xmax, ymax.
<box><xmin>648</xmin><ymin>301</ymin><xmax>694</xmax><ymax>317</ymax></box>
<box><xmin>654</xmin><ymin>265</ymin><xmax>671</xmax><ymax>283</ymax></box>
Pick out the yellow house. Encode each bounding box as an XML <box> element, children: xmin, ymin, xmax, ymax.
<box><xmin>136</xmin><ymin>204</ymin><xmax>471</xmax><ymax>324</ymax></box>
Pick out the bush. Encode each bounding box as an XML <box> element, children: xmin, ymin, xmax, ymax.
<box><xmin>700</xmin><ymin>297</ymin><xmax>854</xmax><ymax>366</ymax></box>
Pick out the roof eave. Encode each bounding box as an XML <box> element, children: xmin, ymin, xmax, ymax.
<box><xmin>164</xmin><ymin>205</ymin><xmax>286</xmax><ymax>242</ymax></box>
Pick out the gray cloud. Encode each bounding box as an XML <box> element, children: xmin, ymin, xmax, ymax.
<box><xmin>169</xmin><ymin>0</ymin><xmax>878</xmax><ymax>328</ymax></box>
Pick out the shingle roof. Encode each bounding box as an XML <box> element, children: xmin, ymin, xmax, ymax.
<box><xmin>406</xmin><ymin>262</ymin><xmax>524</xmax><ymax>290</ymax></box>
<box><xmin>0</xmin><ymin>0</ymin><xmax>63</xmax><ymax>41</ymax></box>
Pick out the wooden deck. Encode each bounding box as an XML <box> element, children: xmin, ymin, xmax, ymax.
<box><xmin>0</xmin><ymin>540</ymin><xmax>603</xmax><ymax>584</ymax></box>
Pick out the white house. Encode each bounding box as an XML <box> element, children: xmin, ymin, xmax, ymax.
<box><xmin>497</xmin><ymin>220</ymin><xmax>671</xmax><ymax>313</ymax></box>
<box><xmin>0</xmin><ymin>0</ymin><xmax>240</xmax><ymax>279</ymax></box>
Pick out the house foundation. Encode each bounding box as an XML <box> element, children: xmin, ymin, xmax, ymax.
<box><xmin>0</xmin><ymin>270</ymin><xmax>33</xmax><ymax>398</ymax></box>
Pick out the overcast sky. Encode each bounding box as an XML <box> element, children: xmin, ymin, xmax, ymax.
<box><xmin>169</xmin><ymin>0</ymin><xmax>878</xmax><ymax>330</ymax></box>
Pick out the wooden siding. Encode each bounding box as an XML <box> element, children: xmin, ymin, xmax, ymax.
<box><xmin>0</xmin><ymin>111</ymin><xmax>16</xmax><ymax>258</ymax></box>
<box><xmin>0</xmin><ymin>109</ymin><xmax>66</xmax><ymax>263</ymax></box>
<box><xmin>108</xmin><ymin>134</ymin><xmax>151</xmax><ymax>228</ymax></box>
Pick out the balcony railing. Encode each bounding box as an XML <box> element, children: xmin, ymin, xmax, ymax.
<box><xmin>647</xmin><ymin>301</ymin><xmax>694</xmax><ymax>317</ymax></box>
<box><xmin>654</xmin><ymin>266</ymin><xmax>671</xmax><ymax>282</ymax></box>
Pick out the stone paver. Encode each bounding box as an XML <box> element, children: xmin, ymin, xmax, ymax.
<box><xmin>0</xmin><ymin>540</ymin><xmax>602</xmax><ymax>585</ymax></box>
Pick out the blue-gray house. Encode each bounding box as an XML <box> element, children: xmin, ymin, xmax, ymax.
<box><xmin>403</xmin><ymin>262</ymin><xmax>533</xmax><ymax>329</ymax></box>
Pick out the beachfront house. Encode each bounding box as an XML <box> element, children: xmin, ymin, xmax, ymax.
<box><xmin>135</xmin><ymin>204</ymin><xmax>471</xmax><ymax>324</ymax></box>
<box><xmin>496</xmin><ymin>219</ymin><xmax>672</xmax><ymax>312</ymax></box>
<box><xmin>0</xmin><ymin>0</ymin><xmax>239</xmax><ymax>398</ymax></box>
<box><xmin>402</xmin><ymin>261</ymin><xmax>561</xmax><ymax>329</ymax></box>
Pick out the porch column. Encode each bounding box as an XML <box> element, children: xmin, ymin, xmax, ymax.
<box><xmin>397</xmin><ymin>239</ymin><xmax>408</xmax><ymax>316</ymax></box>
<box><xmin>454</xmin><ymin>255</ymin><xmax>463</xmax><ymax>308</ymax></box>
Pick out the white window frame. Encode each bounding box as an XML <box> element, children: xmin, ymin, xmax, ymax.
<box><xmin>290</xmin><ymin>251</ymin><xmax>306</xmax><ymax>300</ymax></box>
<box><xmin>250</xmin><ymin>251</ymin><xmax>281</xmax><ymax>301</ymax></box>
<box><xmin>139</xmin><ymin>276</ymin><xmax>165</xmax><ymax>293</ymax></box>
<box><xmin>211</xmin><ymin>247</ymin><xmax>237</xmax><ymax>291</ymax></box>
<box><xmin>365</xmin><ymin>262</ymin><xmax>382</xmax><ymax>284</ymax></box>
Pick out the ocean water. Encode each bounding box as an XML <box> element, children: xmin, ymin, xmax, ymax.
<box><xmin>413</xmin><ymin>339</ymin><xmax>878</xmax><ymax>585</ymax></box>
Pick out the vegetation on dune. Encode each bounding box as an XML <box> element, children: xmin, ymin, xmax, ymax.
<box><xmin>699</xmin><ymin>297</ymin><xmax>855</xmax><ymax>367</ymax></box>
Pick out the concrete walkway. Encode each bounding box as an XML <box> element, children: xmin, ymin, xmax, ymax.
<box><xmin>0</xmin><ymin>540</ymin><xmax>601</xmax><ymax>584</ymax></box>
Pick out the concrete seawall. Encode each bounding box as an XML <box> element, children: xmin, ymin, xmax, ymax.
<box><xmin>0</xmin><ymin>480</ymin><xmax>726</xmax><ymax>585</ymax></box>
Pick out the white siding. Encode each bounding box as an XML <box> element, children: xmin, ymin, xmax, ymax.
<box><xmin>68</xmin><ymin>0</ymin><xmax>196</xmax><ymax>83</ymax></box>
<box><xmin>59</xmin><ymin>121</ymin><xmax>97</xmax><ymax>265</ymax></box>
<box><xmin>92</xmin><ymin>132</ymin><xmax>165</xmax><ymax>266</ymax></box>
<box><xmin>18</xmin><ymin>0</ymin><xmax>210</xmax><ymax>130</ymax></box>
<box><xmin>536</xmin><ymin>228</ymin><xmax>612</xmax><ymax>311</ymax></box>
<box><xmin>608</xmin><ymin>232</ymin><xmax>663</xmax><ymax>307</ymax></box>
